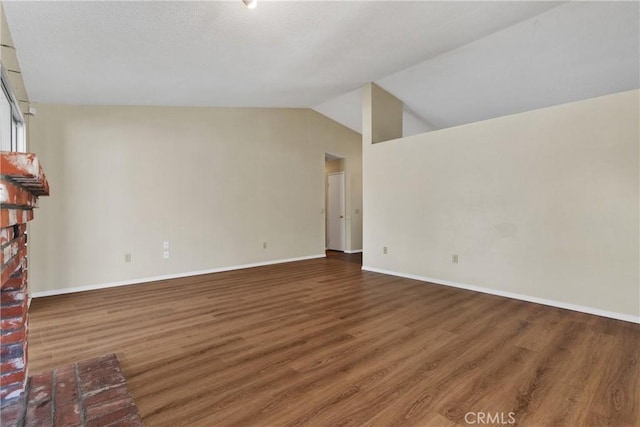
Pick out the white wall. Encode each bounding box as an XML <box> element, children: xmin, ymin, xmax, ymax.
<box><xmin>28</xmin><ymin>105</ymin><xmax>361</xmax><ymax>294</ymax></box>
<box><xmin>363</xmin><ymin>90</ymin><xmax>639</xmax><ymax>321</ymax></box>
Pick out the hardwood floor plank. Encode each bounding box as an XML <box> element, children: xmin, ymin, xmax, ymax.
<box><xmin>26</xmin><ymin>255</ymin><xmax>640</xmax><ymax>426</ymax></box>
<box><xmin>312</xmin><ymin>316</ymin><xmax>531</xmax><ymax>427</ymax></box>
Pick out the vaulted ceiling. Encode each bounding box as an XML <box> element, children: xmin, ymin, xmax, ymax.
<box><xmin>3</xmin><ymin>1</ymin><xmax>638</xmax><ymax>135</ymax></box>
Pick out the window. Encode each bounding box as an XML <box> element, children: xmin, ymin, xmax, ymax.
<box><xmin>0</xmin><ymin>62</ymin><xmax>26</xmax><ymax>152</ymax></box>
<box><xmin>0</xmin><ymin>78</ymin><xmax>10</xmax><ymax>151</ymax></box>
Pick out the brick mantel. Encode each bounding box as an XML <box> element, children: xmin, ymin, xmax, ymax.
<box><xmin>0</xmin><ymin>152</ymin><xmax>49</xmax><ymax>407</ymax></box>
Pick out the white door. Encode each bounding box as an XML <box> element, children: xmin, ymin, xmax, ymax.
<box><xmin>327</xmin><ymin>172</ymin><xmax>345</xmax><ymax>251</ymax></box>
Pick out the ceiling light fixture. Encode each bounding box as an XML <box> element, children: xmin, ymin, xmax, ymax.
<box><xmin>242</xmin><ymin>0</ymin><xmax>257</xmax><ymax>9</ymax></box>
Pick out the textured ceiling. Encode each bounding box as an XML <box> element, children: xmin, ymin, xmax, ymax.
<box><xmin>3</xmin><ymin>1</ymin><xmax>637</xmax><ymax>134</ymax></box>
<box><xmin>314</xmin><ymin>1</ymin><xmax>640</xmax><ymax>134</ymax></box>
<box><xmin>4</xmin><ymin>1</ymin><xmax>559</xmax><ymax>108</ymax></box>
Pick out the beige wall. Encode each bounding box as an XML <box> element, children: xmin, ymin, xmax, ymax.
<box><xmin>312</xmin><ymin>113</ymin><xmax>363</xmax><ymax>253</ymax></box>
<box><xmin>363</xmin><ymin>82</ymin><xmax>403</xmax><ymax>144</ymax></box>
<box><xmin>363</xmin><ymin>90</ymin><xmax>639</xmax><ymax>320</ymax></box>
<box><xmin>28</xmin><ymin>105</ymin><xmax>362</xmax><ymax>294</ymax></box>
<box><xmin>0</xmin><ymin>4</ymin><xmax>9</xmax><ymax>60</ymax></box>
<box><xmin>325</xmin><ymin>159</ymin><xmax>344</xmax><ymax>174</ymax></box>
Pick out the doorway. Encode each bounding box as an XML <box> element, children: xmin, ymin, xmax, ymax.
<box><xmin>325</xmin><ymin>154</ymin><xmax>346</xmax><ymax>252</ymax></box>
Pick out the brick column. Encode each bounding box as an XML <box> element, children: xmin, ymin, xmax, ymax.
<box><xmin>0</xmin><ymin>152</ymin><xmax>49</xmax><ymax>408</ymax></box>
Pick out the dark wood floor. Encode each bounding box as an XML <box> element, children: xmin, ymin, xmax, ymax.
<box><xmin>325</xmin><ymin>249</ymin><xmax>362</xmax><ymax>265</ymax></box>
<box><xmin>28</xmin><ymin>255</ymin><xmax>639</xmax><ymax>426</ymax></box>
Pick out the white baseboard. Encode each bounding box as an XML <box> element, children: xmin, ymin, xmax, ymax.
<box><xmin>31</xmin><ymin>254</ymin><xmax>326</xmax><ymax>298</ymax></box>
<box><xmin>362</xmin><ymin>266</ymin><xmax>640</xmax><ymax>324</ymax></box>
<box><xmin>344</xmin><ymin>249</ymin><xmax>363</xmax><ymax>254</ymax></box>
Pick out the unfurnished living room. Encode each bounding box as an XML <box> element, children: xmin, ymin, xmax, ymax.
<box><xmin>0</xmin><ymin>1</ymin><xmax>638</xmax><ymax>426</ymax></box>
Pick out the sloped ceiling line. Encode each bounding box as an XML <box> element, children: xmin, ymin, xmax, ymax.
<box><xmin>313</xmin><ymin>1</ymin><xmax>639</xmax><ymax>136</ymax></box>
<box><xmin>3</xmin><ymin>1</ymin><xmax>638</xmax><ymax>136</ymax></box>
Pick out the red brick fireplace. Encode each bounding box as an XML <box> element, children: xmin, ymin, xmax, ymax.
<box><xmin>0</xmin><ymin>152</ymin><xmax>49</xmax><ymax>406</ymax></box>
<box><xmin>1</xmin><ymin>152</ymin><xmax>143</xmax><ymax>426</ymax></box>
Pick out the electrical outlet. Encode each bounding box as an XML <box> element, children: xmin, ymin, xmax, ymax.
<box><xmin>125</xmin><ymin>253</ymin><xmax>131</xmax><ymax>263</ymax></box>
<box><xmin>383</xmin><ymin>246</ymin><xmax>388</xmax><ymax>255</ymax></box>
<box><xmin>263</xmin><ymin>242</ymin><xmax>267</xmax><ymax>249</ymax></box>
<box><xmin>163</xmin><ymin>241</ymin><xmax>170</xmax><ymax>249</ymax></box>
<box><xmin>163</xmin><ymin>251</ymin><xmax>170</xmax><ymax>259</ymax></box>
<box><xmin>452</xmin><ymin>254</ymin><xmax>459</xmax><ymax>264</ymax></box>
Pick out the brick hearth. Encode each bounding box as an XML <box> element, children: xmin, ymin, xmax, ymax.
<box><xmin>1</xmin><ymin>353</ymin><xmax>142</xmax><ymax>427</ymax></box>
